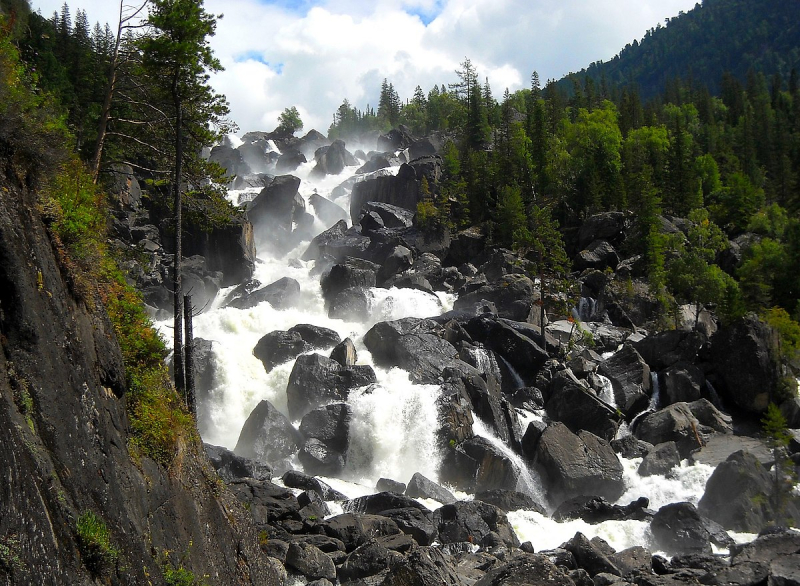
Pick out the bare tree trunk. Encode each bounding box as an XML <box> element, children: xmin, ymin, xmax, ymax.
<box><xmin>172</xmin><ymin>76</ymin><xmax>185</xmax><ymax>395</ymax></box>
<box><xmin>184</xmin><ymin>294</ymin><xmax>196</xmax><ymax>418</ymax></box>
<box><xmin>91</xmin><ymin>0</ymin><xmax>149</xmax><ymax>183</ymax></box>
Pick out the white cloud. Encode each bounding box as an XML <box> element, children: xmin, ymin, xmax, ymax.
<box><xmin>31</xmin><ymin>0</ymin><xmax>699</xmax><ymax>135</ymax></box>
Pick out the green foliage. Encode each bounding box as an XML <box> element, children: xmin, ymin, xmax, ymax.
<box><xmin>494</xmin><ymin>184</ymin><xmax>530</xmax><ymax>250</ymax></box>
<box><xmin>0</xmin><ymin>534</ymin><xmax>22</xmax><ymax>575</ymax></box>
<box><xmin>762</xmin><ymin>307</ymin><xmax>800</xmax><ymax>365</ymax></box>
<box><xmin>761</xmin><ymin>402</ymin><xmax>796</xmax><ymax>523</ymax></box>
<box><xmin>76</xmin><ymin>511</ymin><xmax>118</xmax><ymax>575</ymax></box>
<box><xmin>164</xmin><ymin>566</ymin><xmax>201</xmax><ymax>586</ymax></box>
<box><xmin>276</xmin><ymin>106</ymin><xmax>303</xmax><ymax>135</ymax></box>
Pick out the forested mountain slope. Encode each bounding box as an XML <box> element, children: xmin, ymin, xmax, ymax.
<box><xmin>563</xmin><ymin>0</ymin><xmax>800</xmax><ymax>98</ymax></box>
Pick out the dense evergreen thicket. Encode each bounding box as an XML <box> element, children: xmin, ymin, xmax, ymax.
<box><xmin>329</xmin><ymin>28</ymin><xmax>800</xmax><ymax>331</ymax></box>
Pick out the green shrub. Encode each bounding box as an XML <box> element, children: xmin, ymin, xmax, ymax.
<box><xmin>76</xmin><ymin>511</ymin><xmax>118</xmax><ymax>576</ymax></box>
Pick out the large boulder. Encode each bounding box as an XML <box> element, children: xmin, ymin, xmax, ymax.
<box><xmin>225</xmin><ymin>276</ymin><xmax>300</xmax><ymax>310</ymax></box>
<box><xmin>433</xmin><ymin>500</ymin><xmax>520</xmax><ymax>548</ymax></box>
<box><xmin>577</xmin><ymin>212</ymin><xmax>629</xmax><ymax>250</ymax></box>
<box><xmin>182</xmin><ymin>216</ymin><xmax>256</xmax><ymax>287</ymax></box>
<box><xmin>471</xmin><ymin>553</ymin><xmax>575</xmax><ymax>586</ymax></box>
<box><xmin>302</xmin><ymin>221</ymin><xmax>372</xmax><ymax>263</ymax></box>
<box><xmin>574</xmin><ymin>240</ymin><xmax>619</xmax><ymax>271</ymax></box>
<box><xmin>321</xmin><ymin>513</ymin><xmax>402</xmax><ymax>553</ymax></box>
<box><xmin>299</xmin><ymin>403</ymin><xmax>351</xmax><ymax>454</ymax></box>
<box><xmin>597</xmin><ymin>345</ymin><xmax>651</xmax><ymax>417</ymax></box>
<box><xmin>363</xmin><ymin>317</ymin><xmax>467</xmax><ymax>384</ymax></box>
<box><xmin>275</xmin><ymin>149</ymin><xmax>307</xmax><ymax>173</ymax></box>
<box><xmin>406</xmin><ymin>473</ymin><xmax>456</xmax><ymax>504</ymax></box>
<box><xmin>320</xmin><ymin>257</ymin><xmax>379</xmax><ymax>305</ymax></box>
<box><xmin>660</xmin><ymin>361</ymin><xmax>705</xmax><ymax>406</ymax></box>
<box><xmin>464</xmin><ymin>316</ymin><xmax>548</xmax><ymax>384</ymax></box>
<box><xmin>298</xmin><ymin>437</ymin><xmax>345</xmax><ymax>476</ymax></box>
<box><xmin>638</xmin><ymin>441</ymin><xmax>681</xmax><ymax>477</ymax></box>
<box><xmin>545</xmin><ymin>371</ymin><xmax>619</xmax><ymax>441</ymax></box>
<box><xmin>632</xmin><ymin>330</ymin><xmax>706</xmax><ymax>371</ymax></box>
<box><xmin>382</xmin><ymin>547</ymin><xmax>463</xmax><ymax>586</ymax></box>
<box><xmin>564</xmin><ymin>532</ymin><xmax>622</xmax><ymax>577</ymax></box>
<box><xmin>204</xmin><ymin>443</ymin><xmax>272</xmax><ymax>483</ymax></box>
<box><xmin>650</xmin><ymin>502</ymin><xmax>712</xmax><ymax>556</ymax></box>
<box><xmin>234</xmin><ymin>399</ymin><xmax>301</xmax><ymax>464</ymax></box>
<box><xmin>209</xmin><ymin>143</ymin><xmax>250</xmax><ymax>178</ymax></box>
<box><xmin>286</xmin><ymin>353</ymin><xmax>377</xmax><ymax>420</ymax></box>
<box><xmin>535</xmin><ymin>422</ymin><xmax>625</xmax><ymax>507</ymax></box>
<box><xmin>457</xmin><ymin>436</ymin><xmax>521</xmax><ymax>493</ymax></box>
<box><xmin>311</xmin><ymin>139</ymin><xmax>358</xmax><ymax>176</ymax></box>
<box><xmin>455</xmin><ymin>274</ymin><xmax>540</xmax><ymax>323</ymax></box>
<box><xmin>698</xmin><ymin>450</ymin><xmax>800</xmax><ymax>532</ymax></box>
<box><xmin>361</xmin><ymin>202</ymin><xmax>415</xmax><ymax>229</ymax></box>
<box><xmin>285</xmin><ymin>542</ymin><xmax>336</xmax><ymax>582</ymax></box>
<box><xmin>634</xmin><ymin>399</ymin><xmax>732</xmax><ymax>458</ymax></box>
<box><xmin>281</xmin><ymin>470</ymin><xmax>348</xmax><ymax>501</ymax></box>
<box><xmin>253</xmin><ymin>330</ymin><xmax>310</xmax><ymax>373</ymax></box>
<box><xmin>308</xmin><ymin>193</ymin><xmax>349</xmax><ymax>226</ymax></box>
<box><xmin>552</xmin><ymin>496</ymin><xmax>652</xmax><ymax>524</ymax></box>
<box><xmin>709</xmin><ymin>314</ymin><xmax>780</xmax><ymax>414</ymax></box>
<box><xmin>350</xmin><ymin>163</ymin><xmax>420</xmax><ymax>222</ymax></box>
<box><xmin>246</xmin><ymin>174</ymin><xmax>305</xmax><ymax>250</ymax></box>
<box><xmin>475</xmin><ymin>489</ymin><xmax>547</xmax><ymax>515</ymax></box>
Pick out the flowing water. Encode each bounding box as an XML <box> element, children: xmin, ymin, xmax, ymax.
<box><xmin>155</xmin><ymin>136</ymin><xmax>744</xmax><ymax>555</ymax></box>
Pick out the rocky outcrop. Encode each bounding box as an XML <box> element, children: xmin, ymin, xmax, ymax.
<box><xmin>598</xmin><ymin>345</ymin><xmax>651</xmax><ymax>417</ymax></box>
<box><xmin>286</xmin><ymin>353</ymin><xmax>377</xmax><ymax>420</ymax></box>
<box><xmin>350</xmin><ymin>163</ymin><xmax>420</xmax><ymax>222</ymax></box>
<box><xmin>0</xmin><ymin>169</ymin><xmax>279</xmax><ymax>584</ymax></box>
<box><xmin>709</xmin><ymin>314</ymin><xmax>780</xmax><ymax>414</ymax></box>
<box><xmin>698</xmin><ymin>450</ymin><xmax>800</xmax><ymax>532</ymax></box>
<box><xmin>234</xmin><ymin>399</ymin><xmax>302</xmax><ymax>465</ymax></box>
<box><xmin>634</xmin><ymin>399</ymin><xmax>732</xmax><ymax>458</ymax></box>
<box><xmin>535</xmin><ymin>423</ymin><xmax>625</xmax><ymax>507</ymax></box>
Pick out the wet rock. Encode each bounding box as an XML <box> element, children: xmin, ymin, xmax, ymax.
<box><xmin>611</xmin><ymin>435</ymin><xmax>653</xmax><ymax>459</ymax></box>
<box><xmin>311</xmin><ymin>139</ymin><xmax>358</xmax><ymax>177</ymax></box>
<box><xmin>406</xmin><ymin>472</ymin><xmax>457</xmax><ymax>504</ymax></box>
<box><xmin>465</xmin><ymin>316</ymin><xmax>548</xmax><ymax>383</ymax></box>
<box><xmin>309</xmin><ymin>192</ymin><xmax>349</xmax><ymax>227</ymax></box>
<box><xmin>330</xmin><ymin>337</ymin><xmax>358</xmax><ymax>367</ymax></box>
<box><xmin>286</xmin><ymin>353</ymin><xmax>377</xmax><ymax>420</ymax></box>
<box><xmin>346</xmin><ymin>492</ymin><xmax>429</xmax><ymax>515</ymax></box>
<box><xmin>552</xmin><ymin>496</ymin><xmax>652</xmax><ymax>524</ymax></box>
<box><xmin>632</xmin><ymin>330</ymin><xmax>707</xmax><ymax>371</ymax></box>
<box><xmin>253</xmin><ymin>330</ymin><xmax>311</xmax><ymax>373</ymax></box>
<box><xmin>535</xmin><ymin>422</ymin><xmax>625</xmax><ymax>507</ymax></box>
<box><xmin>434</xmin><ymin>500</ymin><xmax>520</xmax><ymax>548</ymax></box>
<box><xmin>634</xmin><ymin>400</ymin><xmax>732</xmax><ymax>459</ymax></box>
<box><xmin>609</xmin><ymin>546</ymin><xmax>652</xmax><ymax>578</ymax></box>
<box><xmin>328</xmin><ymin>287</ymin><xmax>372</xmax><ymax>321</ymax></box>
<box><xmin>376</xmin><ymin>478</ymin><xmax>407</xmax><ymax>494</ymax></box>
<box><xmin>578</xmin><ymin>212</ymin><xmax>629</xmax><ymax>249</ymax></box>
<box><xmin>650</xmin><ymin>502</ymin><xmax>712</xmax><ymax>556</ymax></box>
<box><xmin>288</xmin><ymin>324</ymin><xmax>341</xmax><ymax>349</ymax></box>
<box><xmin>247</xmin><ymin>175</ymin><xmax>305</xmax><ymax>245</ymax></box>
<box><xmin>298</xmin><ymin>437</ymin><xmax>346</xmax><ymax>476</ymax></box>
<box><xmin>598</xmin><ymin>345</ymin><xmax>651</xmax><ymax>417</ymax></box>
<box><xmin>698</xmin><ymin>450</ymin><xmax>800</xmax><ymax>532</ymax></box>
<box><xmin>458</xmin><ymin>436</ymin><xmax>521</xmax><ymax>493</ymax></box>
<box><xmin>361</xmin><ymin>201</ymin><xmax>415</xmax><ymax>229</ymax></box>
<box><xmin>320</xmin><ymin>257</ymin><xmax>379</xmax><ymax>302</ymax></box>
<box><xmin>299</xmin><ymin>403</ymin><xmax>350</xmax><ymax>454</ymax></box>
<box><xmin>234</xmin><ymin>399</ymin><xmax>301</xmax><ymax>464</ymax></box>
<box><xmin>545</xmin><ymin>371</ymin><xmax>619</xmax><ymax>441</ymax></box>
<box><xmin>204</xmin><ymin>443</ymin><xmax>272</xmax><ymax>482</ymax></box>
<box><xmin>281</xmin><ymin>470</ymin><xmax>348</xmax><ymax>501</ymax></box>
<box><xmin>364</xmin><ymin>317</ymin><xmax>468</xmax><ymax>384</ymax></box>
<box><xmin>378</xmin><ymin>244</ymin><xmax>414</xmax><ymax>284</ymax></box>
<box><xmin>276</xmin><ymin>149</ymin><xmax>307</xmax><ymax>173</ymax></box>
<box><xmin>475</xmin><ymin>489</ymin><xmax>547</xmax><ymax>515</ymax></box>
<box><xmin>638</xmin><ymin>441</ymin><xmax>681</xmax><ymax>477</ymax></box>
<box><xmin>226</xmin><ymin>276</ymin><xmax>300</xmax><ymax>310</ymax></box>
<box><xmin>285</xmin><ymin>542</ymin><xmax>336</xmax><ymax>581</ymax></box>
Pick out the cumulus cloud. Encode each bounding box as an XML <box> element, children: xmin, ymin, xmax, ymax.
<box><xmin>32</xmin><ymin>0</ymin><xmax>697</xmax><ymax>134</ymax></box>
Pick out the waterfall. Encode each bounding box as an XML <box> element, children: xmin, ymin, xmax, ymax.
<box><xmin>497</xmin><ymin>354</ymin><xmax>525</xmax><ymax>390</ymax></box>
<box><xmin>472</xmin><ymin>419</ymin><xmax>546</xmax><ymax>505</ymax></box>
<box><xmin>648</xmin><ymin>371</ymin><xmax>660</xmax><ymax>410</ymax></box>
<box><xmin>595</xmin><ymin>374</ymin><xmax>615</xmax><ymax>406</ymax></box>
<box><xmin>576</xmin><ymin>296</ymin><xmax>597</xmax><ymax>322</ymax></box>
<box><xmin>705</xmin><ymin>380</ymin><xmax>724</xmax><ymax>410</ymax></box>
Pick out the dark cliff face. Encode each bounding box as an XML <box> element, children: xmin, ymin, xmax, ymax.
<box><xmin>0</xmin><ymin>174</ymin><xmax>281</xmax><ymax>584</ymax></box>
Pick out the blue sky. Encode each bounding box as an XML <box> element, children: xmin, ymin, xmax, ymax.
<box><xmin>33</xmin><ymin>0</ymin><xmax>700</xmax><ymax>135</ymax></box>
